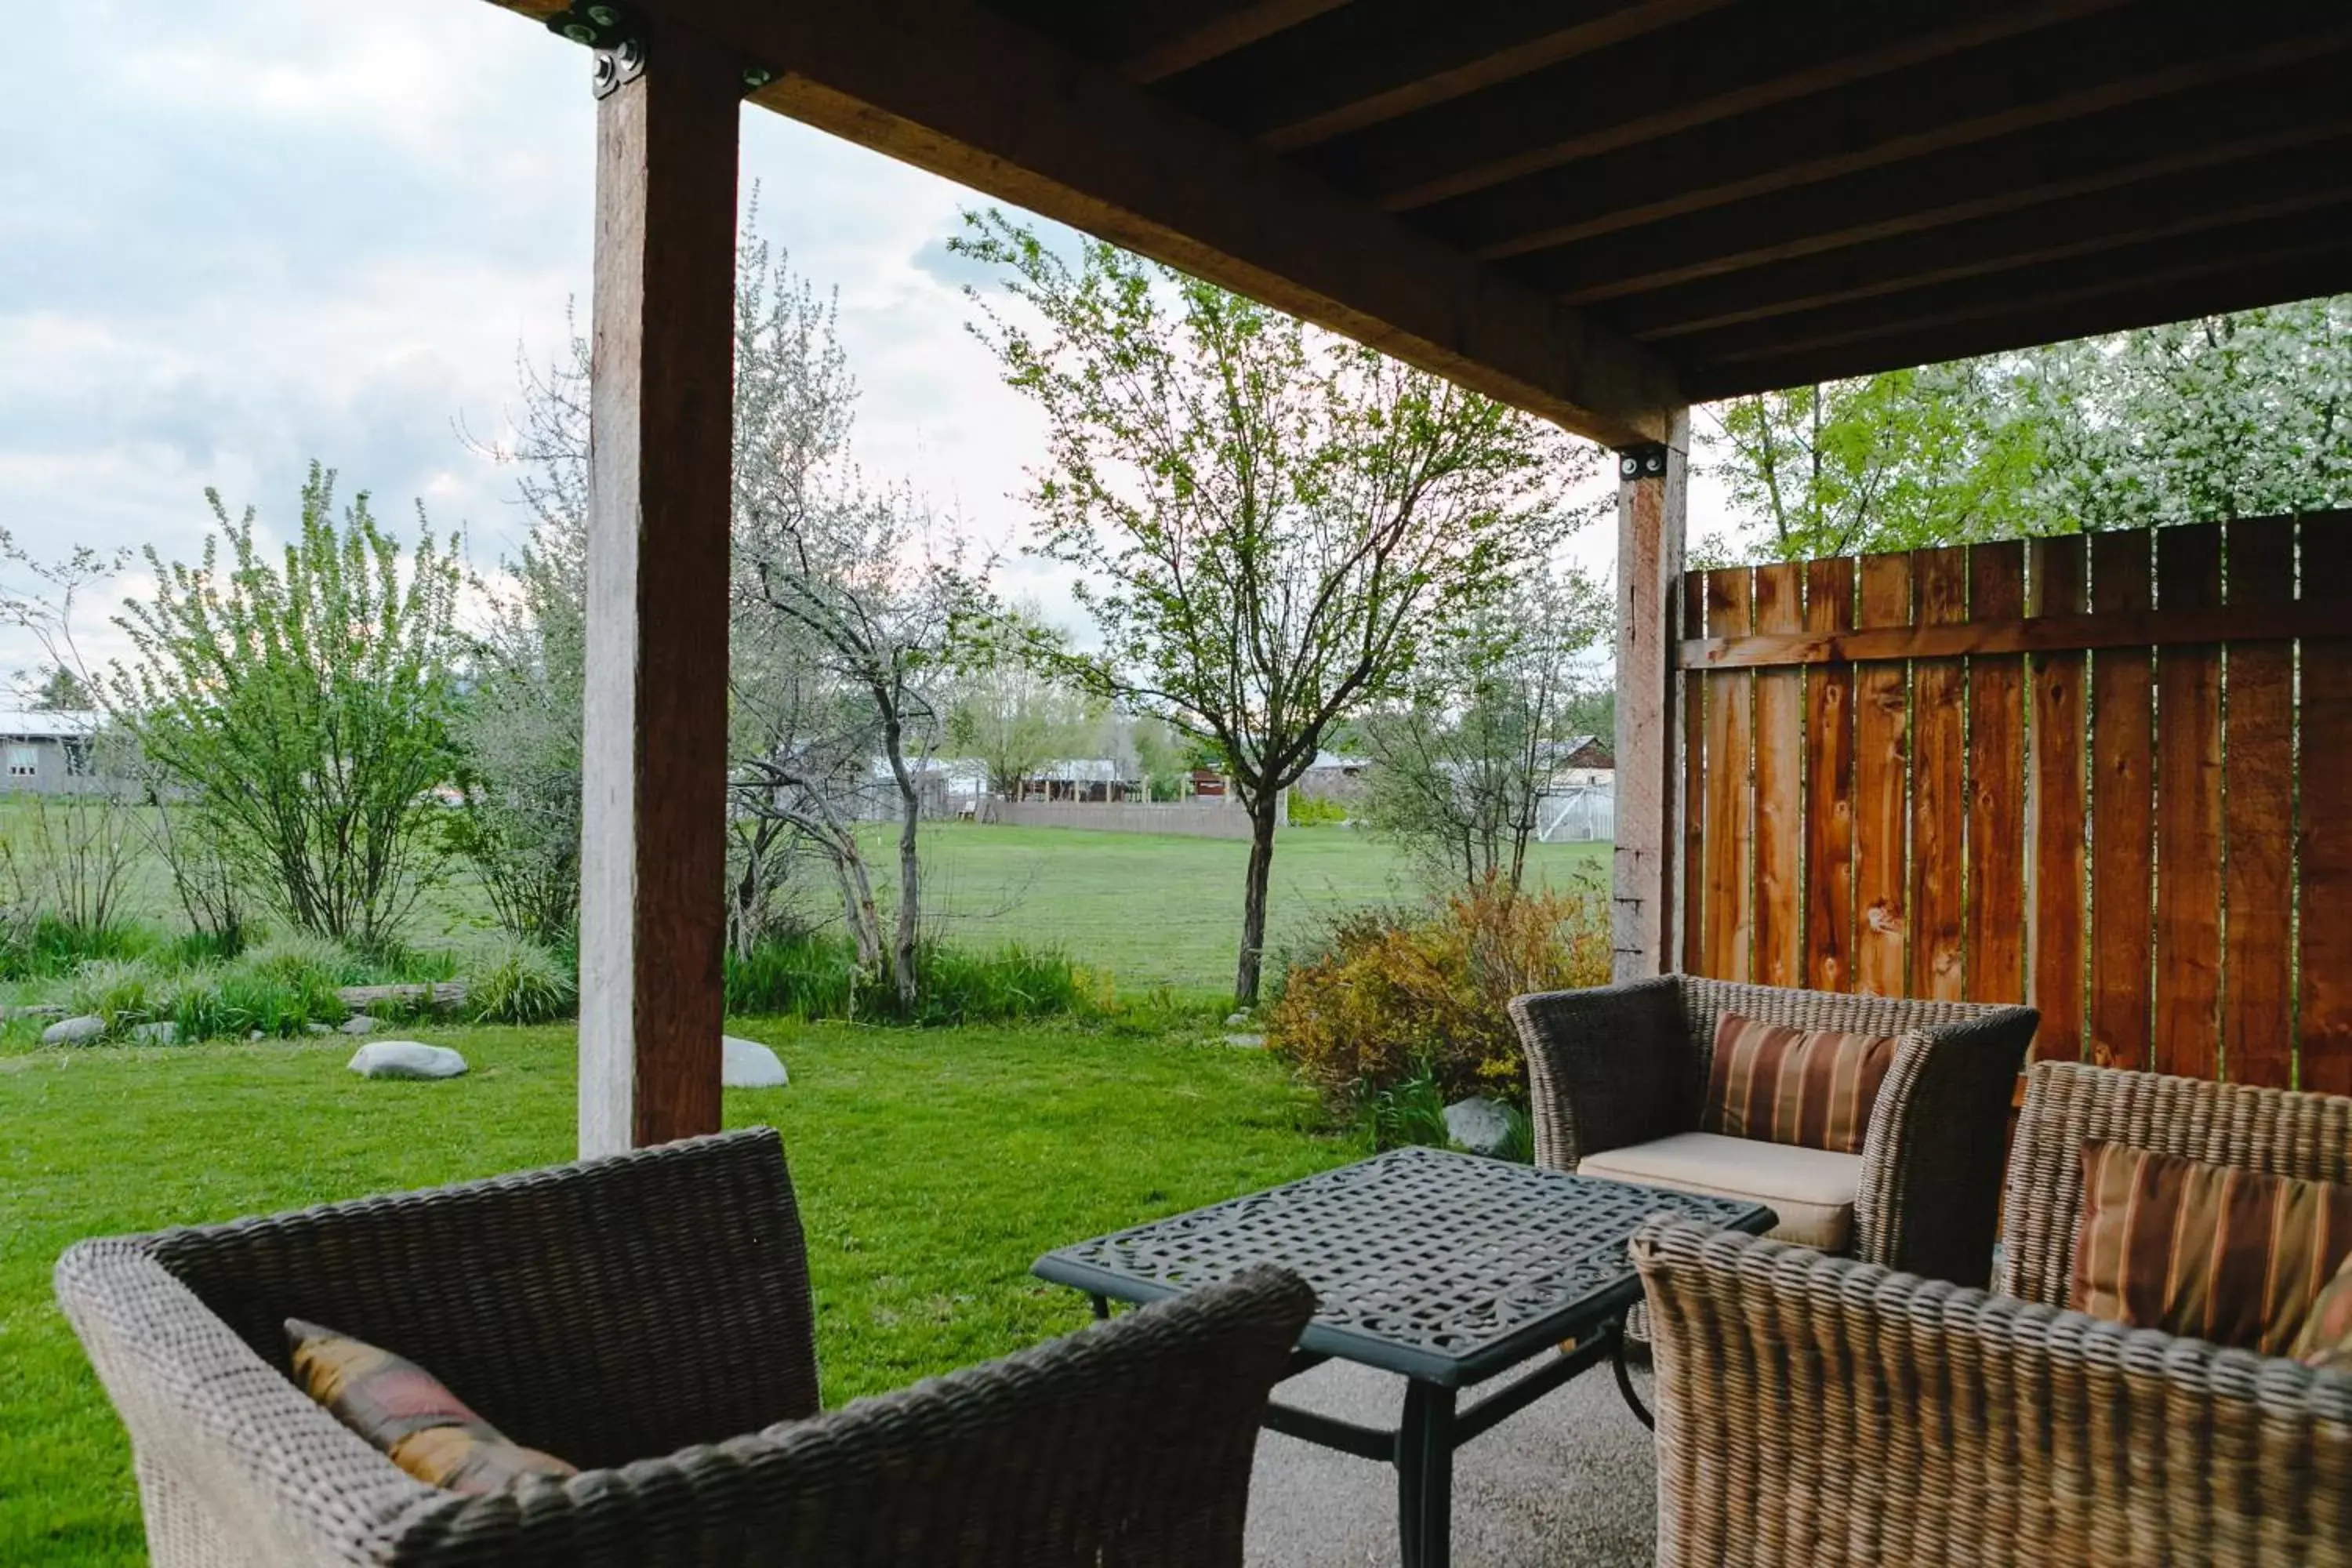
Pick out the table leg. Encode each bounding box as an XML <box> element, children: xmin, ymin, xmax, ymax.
<box><xmin>1089</xmin><ymin>1294</ymin><xmax>1110</xmax><ymax>1321</ymax></box>
<box><xmin>1396</xmin><ymin>1379</ymin><xmax>1457</xmax><ymax>1568</ymax></box>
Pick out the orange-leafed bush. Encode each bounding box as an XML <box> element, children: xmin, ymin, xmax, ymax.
<box><xmin>1267</xmin><ymin>876</ymin><xmax>1611</xmax><ymax>1107</ymax></box>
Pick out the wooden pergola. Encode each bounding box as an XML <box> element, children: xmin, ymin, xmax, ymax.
<box><xmin>476</xmin><ymin>0</ymin><xmax>2352</xmax><ymax>1153</ymax></box>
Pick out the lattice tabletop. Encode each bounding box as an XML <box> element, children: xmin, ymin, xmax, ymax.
<box><xmin>1036</xmin><ymin>1145</ymin><xmax>1770</xmax><ymax>1385</ymax></box>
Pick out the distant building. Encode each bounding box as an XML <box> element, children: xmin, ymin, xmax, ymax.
<box><xmin>0</xmin><ymin>710</ymin><xmax>107</xmax><ymax>795</ymax></box>
<box><xmin>1295</xmin><ymin>750</ymin><xmax>1370</xmax><ymax>804</ymax></box>
<box><xmin>1014</xmin><ymin>758</ymin><xmax>1141</xmax><ymax>804</ymax></box>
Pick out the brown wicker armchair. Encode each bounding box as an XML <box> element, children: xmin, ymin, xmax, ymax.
<box><xmin>1632</xmin><ymin>1061</ymin><xmax>2352</xmax><ymax>1568</ymax></box>
<box><xmin>1508</xmin><ymin>975</ymin><xmax>2036</xmax><ymax>1284</ymax></box>
<box><xmin>55</xmin><ymin>1127</ymin><xmax>1315</xmax><ymax>1567</ymax></box>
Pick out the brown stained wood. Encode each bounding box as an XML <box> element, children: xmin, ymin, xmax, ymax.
<box><xmin>2027</xmin><ymin>536</ymin><xmax>2089</xmax><ymax>1063</ymax></box>
<box><xmin>2153</xmin><ymin>525</ymin><xmax>2224</xmax><ymax>1081</ymax></box>
<box><xmin>1610</xmin><ymin>414</ymin><xmax>1690</xmax><ymax>982</ymax></box>
<box><xmin>1443</xmin><ymin>7</ymin><xmax>2347</xmax><ymax>258</ymax></box>
<box><xmin>1910</xmin><ymin>548</ymin><xmax>1968</xmax><ymax>1002</ymax></box>
<box><xmin>1676</xmin><ymin>593</ymin><xmax>2352</xmax><ymax>669</ymax></box>
<box><xmin>1682</xmin><ymin>245</ymin><xmax>2352</xmax><ymax>402</ymax></box>
<box><xmin>1499</xmin><ymin>65</ymin><xmax>2352</xmax><ymax>299</ymax></box>
<box><xmin>1854</xmin><ymin>554</ymin><xmax>1912</xmax><ymax>997</ymax></box>
<box><xmin>1702</xmin><ymin>568</ymin><xmax>1755</xmax><ymax>983</ymax></box>
<box><xmin>1966</xmin><ymin>542</ymin><xmax>2028</xmax><ymax>1004</ymax></box>
<box><xmin>1682</xmin><ymin>568</ymin><xmax>1708</xmax><ymax>977</ymax></box>
<box><xmin>1114</xmin><ymin>0</ymin><xmax>1352</xmax><ymax>83</ymax></box>
<box><xmin>579</xmin><ymin>24</ymin><xmax>741</xmax><ymax>1156</ymax></box>
<box><xmin>1333</xmin><ymin>0</ymin><xmax>2123</xmax><ymax>212</ymax></box>
<box><xmin>1661</xmin><ymin>205</ymin><xmax>2352</xmax><ymax>368</ymax></box>
<box><xmin>2222</xmin><ymin>517</ymin><xmax>2296</xmax><ymax>1087</ymax></box>
<box><xmin>604</xmin><ymin>0</ymin><xmax>1681</xmax><ymax>448</ymax></box>
<box><xmin>2302</xmin><ymin>520</ymin><xmax>2352</xmax><ymax>1095</ymax></box>
<box><xmin>1191</xmin><ymin>0</ymin><xmax>1735</xmax><ymax>152</ymax></box>
<box><xmin>1751</xmin><ymin>562</ymin><xmax>1806</xmax><ymax>989</ymax></box>
<box><xmin>1804</xmin><ymin>557</ymin><xmax>1857</xmax><ymax>993</ymax></box>
<box><xmin>2089</xmin><ymin>530</ymin><xmax>2155</xmax><ymax>1072</ymax></box>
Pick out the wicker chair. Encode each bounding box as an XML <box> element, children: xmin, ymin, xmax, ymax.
<box><xmin>55</xmin><ymin>1127</ymin><xmax>1316</xmax><ymax>1567</ymax></box>
<box><xmin>1508</xmin><ymin>975</ymin><xmax>2037</xmax><ymax>1284</ymax></box>
<box><xmin>1632</xmin><ymin>1061</ymin><xmax>2352</xmax><ymax>1567</ymax></box>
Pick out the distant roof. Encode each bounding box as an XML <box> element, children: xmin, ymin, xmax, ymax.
<box><xmin>0</xmin><ymin>710</ymin><xmax>98</xmax><ymax>739</ymax></box>
<box><xmin>1308</xmin><ymin>750</ymin><xmax>1368</xmax><ymax>771</ymax></box>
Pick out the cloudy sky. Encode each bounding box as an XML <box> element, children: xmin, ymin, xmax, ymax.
<box><xmin>2</xmin><ymin>1</ymin><xmax>1667</xmax><ymax>684</ymax></box>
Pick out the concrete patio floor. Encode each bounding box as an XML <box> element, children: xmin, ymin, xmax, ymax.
<box><xmin>1244</xmin><ymin>1353</ymin><xmax>1658</xmax><ymax>1566</ymax></box>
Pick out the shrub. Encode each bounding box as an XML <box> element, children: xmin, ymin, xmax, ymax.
<box><xmin>723</xmin><ymin>934</ymin><xmax>1086</xmax><ymax>1026</ymax></box>
<box><xmin>465</xmin><ymin>939</ymin><xmax>577</xmax><ymax>1025</ymax></box>
<box><xmin>1287</xmin><ymin>792</ymin><xmax>1347</xmax><ymax>827</ymax></box>
<box><xmin>67</xmin><ymin>958</ymin><xmax>160</xmax><ymax>1030</ymax></box>
<box><xmin>0</xmin><ymin>917</ymin><xmax>149</xmax><ymax>982</ymax></box>
<box><xmin>1266</xmin><ymin>875</ymin><xmax>1611</xmax><ymax>1108</ymax></box>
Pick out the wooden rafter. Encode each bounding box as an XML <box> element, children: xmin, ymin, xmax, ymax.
<box><xmin>1436</xmin><ymin>13</ymin><xmax>2352</xmax><ymax>263</ymax></box>
<box><xmin>1169</xmin><ymin>0</ymin><xmax>1732</xmax><ymax>152</ymax></box>
<box><xmin>1316</xmin><ymin>0</ymin><xmax>2123</xmax><ymax>212</ymax></box>
<box><xmin>510</xmin><ymin>0</ymin><xmax>1683</xmax><ymax>446</ymax></box>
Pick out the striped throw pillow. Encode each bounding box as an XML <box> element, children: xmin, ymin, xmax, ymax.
<box><xmin>286</xmin><ymin>1319</ymin><xmax>577</xmax><ymax>1494</ymax></box>
<box><xmin>2069</xmin><ymin>1143</ymin><xmax>2352</xmax><ymax>1356</ymax></box>
<box><xmin>2295</xmin><ymin>1254</ymin><xmax>2352</xmax><ymax>1373</ymax></box>
<box><xmin>1701</xmin><ymin>1013</ymin><xmax>1900</xmax><ymax>1156</ymax></box>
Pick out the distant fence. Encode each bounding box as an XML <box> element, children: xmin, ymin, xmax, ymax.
<box><xmin>978</xmin><ymin>800</ymin><xmax>1261</xmax><ymax>840</ymax></box>
<box><xmin>1676</xmin><ymin>511</ymin><xmax>2351</xmax><ymax>1092</ymax></box>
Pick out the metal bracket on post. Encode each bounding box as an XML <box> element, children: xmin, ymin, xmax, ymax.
<box><xmin>1617</xmin><ymin>444</ymin><xmax>1669</xmax><ymax>482</ymax></box>
<box><xmin>545</xmin><ymin>2</ymin><xmax>648</xmax><ymax>98</ymax></box>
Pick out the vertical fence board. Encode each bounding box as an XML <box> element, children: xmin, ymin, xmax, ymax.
<box><xmin>2301</xmin><ymin>521</ymin><xmax>2352</xmax><ymax>1094</ymax></box>
<box><xmin>2154</xmin><ymin>525</ymin><xmax>2224</xmax><ymax>1080</ymax></box>
<box><xmin>1805</xmin><ymin>557</ymin><xmax>1857</xmax><ymax>993</ymax></box>
<box><xmin>1911</xmin><ymin>548</ymin><xmax>1969</xmax><ymax>1001</ymax></box>
<box><xmin>1682</xmin><ymin>571</ymin><xmax>1708</xmax><ymax>976</ymax></box>
<box><xmin>1703</xmin><ymin>568</ymin><xmax>1755</xmax><ymax>982</ymax></box>
<box><xmin>2223</xmin><ymin>517</ymin><xmax>2296</xmax><ymax>1087</ymax></box>
<box><xmin>1855</xmin><ymin>555</ymin><xmax>1912</xmax><ymax>997</ymax></box>
<box><xmin>1967</xmin><ymin>542</ymin><xmax>2027</xmax><ymax>1004</ymax></box>
<box><xmin>1753</xmin><ymin>562</ymin><xmax>1806</xmax><ymax>989</ymax></box>
<box><xmin>2089</xmin><ymin>530</ymin><xmax>2155</xmax><ymax>1070</ymax></box>
<box><xmin>2027</xmin><ymin>536</ymin><xmax>2089</xmax><ymax>1062</ymax></box>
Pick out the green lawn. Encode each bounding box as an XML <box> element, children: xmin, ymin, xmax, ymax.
<box><xmin>901</xmin><ymin>822</ymin><xmax>1608</xmax><ymax>993</ymax></box>
<box><xmin>0</xmin><ymin>1019</ymin><xmax>1364</xmax><ymax>1564</ymax></box>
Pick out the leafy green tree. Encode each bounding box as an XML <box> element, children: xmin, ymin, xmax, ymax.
<box><xmin>1357</xmin><ymin>565</ymin><xmax>1610</xmax><ymax>891</ymax></box>
<box><xmin>1704</xmin><ymin>295</ymin><xmax>2352</xmax><ymax>560</ymax></box>
<box><xmin>112</xmin><ymin>464</ymin><xmax>463</xmax><ymax>946</ymax></box>
<box><xmin>945</xmin><ymin>613</ymin><xmax>1102</xmax><ymax>796</ymax></box>
<box><xmin>958</xmin><ymin>212</ymin><xmax>1592</xmax><ymax>1004</ymax></box>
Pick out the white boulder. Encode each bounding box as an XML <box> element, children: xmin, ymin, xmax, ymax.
<box><xmin>1443</xmin><ymin>1097</ymin><xmax>1518</xmax><ymax>1159</ymax></box>
<box><xmin>42</xmin><ymin>1014</ymin><xmax>106</xmax><ymax>1045</ymax></box>
<box><xmin>347</xmin><ymin>1041</ymin><xmax>469</xmax><ymax>1080</ymax></box>
<box><xmin>722</xmin><ymin>1035</ymin><xmax>789</xmax><ymax>1089</ymax></box>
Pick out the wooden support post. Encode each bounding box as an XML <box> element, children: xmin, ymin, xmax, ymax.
<box><xmin>1611</xmin><ymin>408</ymin><xmax>1690</xmax><ymax>982</ymax></box>
<box><xmin>579</xmin><ymin>22</ymin><xmax>741</xmax><ymax>1156</ymax></box>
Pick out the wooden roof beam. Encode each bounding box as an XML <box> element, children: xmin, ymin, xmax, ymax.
<box><xmin>1102</xmin><ymin>0</ymin><xmax>1355</xmax><ymax>85</ymax></box>
<box><xmin>1166</xmin><ymin>0</ymin><xmax>1733</xmax><ymax>152</ymax></box>
<box><xmin>1433</xmin><ymin>11</ymin><xmax>2352</xmax><ymax>263</ymax></box>
<box><xmin>493</xmin><ymin>0</ymin><xmax>1682</xmax><ymax>446</ymax></box>
<box><xmin>1606</xmin><ymin>139</ymin><xmax>2352</xmax><ymax>342</ymax></box>
<box><xmin>1682</xmin><ymin>230</ymin><xmax>2352</xmax><ymax>399</ymax></box>
<box><xmin>1314</xmin><ymin>0</ymin><xmax>2122</xmax><ymax>212</ymax></box>
<box><xmin>1508</xmin><ymin>62</ymin><xmax>2352</xmax><ymax>307</ymax></box>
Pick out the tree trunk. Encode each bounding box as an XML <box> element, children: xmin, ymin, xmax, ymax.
<box><xmin>1233</xmin><ymin>793</ymin><xmax>1280</xmax><ymax>1007</ymax></box>
<box><xmin>891</xmin><ymin>772</ymin><xmax>920</xmax><ymax>1006</ymax></box>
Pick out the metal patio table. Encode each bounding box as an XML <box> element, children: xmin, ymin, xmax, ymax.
<box><xmin>1033</xmin><ymin>1145</ymin><xmax>1772</xmax><ymax>1568</ymax></box>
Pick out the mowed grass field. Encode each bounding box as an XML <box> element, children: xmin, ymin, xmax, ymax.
<box><xmin>903</xmin><ymin>822</ymin><xmax>1609</xmax><ymax>993</ymax></box>
<box><xmin>0</xmin><ymin>797</ymin><xmax>1610</xmax><ymax>997</ymax></box>
<box><xmin>0</xmin><ymin>1019</ymin><xmax>1365</xmax><ymax>1564</ymax></box>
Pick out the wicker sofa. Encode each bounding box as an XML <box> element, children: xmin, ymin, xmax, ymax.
<box><xmin>55</xmin><ymin>1127</ymin><xmax>1315</xmax><ymax>1567</ymax></box>
<box><xmin>1632</xmin><ymin>1061</ymin><xmax>2352</xmax><ymax>1567</ymax></box>
<box><xmin>1509</xmin><ymin>975</ymin><xmax>2038</xmax><ymax>1284</ymax></box>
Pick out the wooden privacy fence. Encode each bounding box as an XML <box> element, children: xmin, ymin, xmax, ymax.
<box><xmin>1675</xmin><ymin>511</ymin><xmax>2352</xmax><ymax>1093</ymax></box>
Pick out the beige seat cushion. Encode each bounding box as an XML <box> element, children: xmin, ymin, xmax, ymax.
<box><xmin>1579</xmin><ymin>1131</ymin><xmax>1862</xmax><ymax>1252</ymax></box>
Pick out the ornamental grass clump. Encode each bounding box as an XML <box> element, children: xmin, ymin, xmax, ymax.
<box><xmin>465</xmin><ymin>939</ymin><xmax>576</xmax><ymax>1025</ymax></box>
<box><xmin>1267</xmin><ymin>876</ymin><xmax>1610</xmax><ymax>1109</ymax></box>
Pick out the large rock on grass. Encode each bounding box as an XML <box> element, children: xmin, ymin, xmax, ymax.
<box><xmin>1443</xmin><ymin>1097</ymin><xmax>1517</xmax><ymax>1159</ymax></box>
<box><xmin>347</xmin><ymin>1041</ymin><xmax>468</xmax><ymax>1080</ymax></box>
<box><xmin>42</xmin><ymin>1015</ymin><xmax>106</xmax><ymax>1046</ymax></box>
<box><xmin>722</xmin><ymin>1036</ymin><xmax>789</xmax><ymax>1089</ymax></box>
<box><xmin>339</xmin><ymin>1014</ymin><xmax>385</xmax><ymax>1036</ymax></box>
